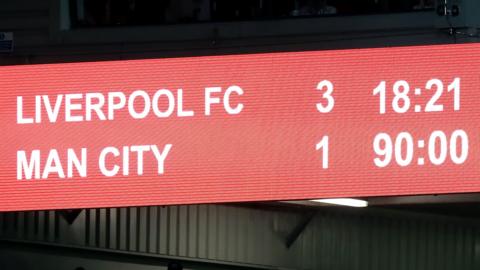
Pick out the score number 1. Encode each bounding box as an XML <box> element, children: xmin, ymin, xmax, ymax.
<box><xmin>315</xmin><ymin>80</ymin><xmax>334</xmax><ymax>169</ymax></box>
<box><xmin>316</xmin><ymin>136</ymin><xmax>329</xmax><ymax>169</ymax></box>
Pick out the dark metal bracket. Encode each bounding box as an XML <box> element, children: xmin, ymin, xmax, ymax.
<box><xmin>285</xmin><ymin>211</ymin><xmax>316</xmax><ymax>249</ymax></box>
<box><xmin>60</xmin><ymin>209</ymin><xmax>83</xmax><ymax>225</ymax></box>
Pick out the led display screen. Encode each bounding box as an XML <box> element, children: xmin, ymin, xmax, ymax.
<box><xmin>1</xmin><ymin>43</ymin><xmax>479</xmax><ymax>211</ymax></box>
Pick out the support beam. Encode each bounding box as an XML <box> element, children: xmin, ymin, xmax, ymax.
<box><xmin>0</xmin><ymin>240</ymin><xmax>277</xmax><ymax>270</ymax></box>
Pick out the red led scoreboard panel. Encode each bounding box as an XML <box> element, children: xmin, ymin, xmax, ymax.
<box><xmin>1</xmin><ymin>43</ymin><xmax>480</xmax><ymax>212</ymax></box>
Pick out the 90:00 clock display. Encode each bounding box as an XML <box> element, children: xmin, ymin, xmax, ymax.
<box><xmin>373</xmin><ymin>130</ymin><xmax>469</xmax><ymax>168</ymax></box>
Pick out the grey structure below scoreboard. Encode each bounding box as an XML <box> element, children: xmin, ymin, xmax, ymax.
<box><xmin>1</xmin><ymin>204</ymin><xmax>479</xmax><ymax>270</ymax></box>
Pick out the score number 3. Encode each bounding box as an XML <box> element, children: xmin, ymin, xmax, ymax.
<box><xmin>315</xmin><ymin>80</ymin><xmax>334</xmax><ymax>169</ymax></box>
<box><xmin>316</xmin><ymin>80</ymin><xmax>335</xmax><ymax>113</ymax></box>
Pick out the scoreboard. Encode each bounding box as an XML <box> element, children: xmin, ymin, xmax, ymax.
<box><xmin>1</xmin><ymin>43</ymin><xmax>479</xmax><ymax>212</ymax></box>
